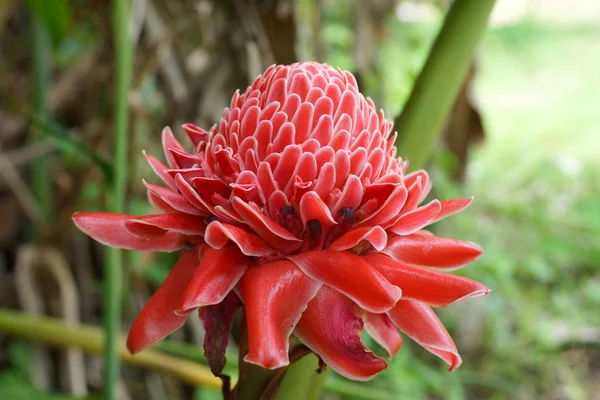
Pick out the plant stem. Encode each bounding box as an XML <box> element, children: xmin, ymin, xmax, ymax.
<box><xmin>394</xmin><ymin>0</ymin><xmax>496</xmax><ymax>170</ymax></box>
<box><xmin>0</xmin><ymin>309</ymin><xmax>221</xmax><ymax>390</ymax></box>
<box><xmin>104</xmin><ymin>0</ymin><xmax>133</xmax><ymax>399</ymax></box>
<box><xmin>0</xmin><ymin>310</ymin><xmax>397</xmax><ymax>398</ymax></box>
<box><xmin>30</xmin><ymin>9</ymin><xmax>52</xmax><ymax>226</ymax></box>
<box><xmin>275</xmin><ymin>354</ymin><xmax>327</xmax><ymax>400</ymax></box>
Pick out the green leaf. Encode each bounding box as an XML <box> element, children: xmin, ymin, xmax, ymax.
<box><xmin>27</xmin><ymin>0</ymin><xmax>71</xmax><ymax>46</ymax></box>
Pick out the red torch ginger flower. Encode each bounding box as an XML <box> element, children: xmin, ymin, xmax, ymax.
<box><xmin>73</xmin><ymin>62</ymin><xmax>488</xmax><ymax>380</ymax></box>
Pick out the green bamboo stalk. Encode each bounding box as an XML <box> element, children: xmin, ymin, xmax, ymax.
<box><xmin>394</xmin><ymin>0</ymin><xmax>496</xmax><ymax>170</ymax></box>
<box><xmin>0</xmin><ymin>309</ymin><xmax>397</xmax><ymax>398</ymax></box>
<box><xmin>0</xmin><ymin>309</ymin><xmax>222</xmax><ymax>390</ymax></box>
<box><xmin>30</xmin><ymin>10</ymin><xmax>52</xmax><ymax>226</ymax></box>
<box><xmin>104</xmin><ymin>0</ymin><xmax>133</xmax><ymax>399</ymax></box>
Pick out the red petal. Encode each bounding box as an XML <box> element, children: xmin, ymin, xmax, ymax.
<box><xmin>382</xmin><ymin>234</ymin><xmax>483</xmax><ymax>269</ymax></box>
<box><xmin>328</xmin><ymin>226</ymin><xmax>387</xmax><ymax>252</ymax></box>
<box><xmin>190</xmin><ymin>177</ymin><xmax>231</xmax><ymax>199</ymax></box>
<box><xmin>330</xmin><ymin>175</ymin><xmax>363</xmax><ymax>217</ymax></box>
<box><xmin>433</xmin><ymin>197</ymin><xmax>473</xmax><ymax>223</ymax></box>
<box><xmin>363</xmin><ymin>253</ymin><xmax>490</xmax><ymax>306</ymax></box>
<box><xmin>363</xmin><ymin>312</ymin><xmax>402</xmax><ymax>357</ymax></box>
<box><xmin>400</xmin><ymin>176</ymin><xmax>423</xmax><ymax>214</ymax></box>
<box><xmin>204</xmin><ymin>221</ymin><xmax>272</xmax><ymax>257</ymax></box>
<box><xmin>241</xmin><ymin>260</ymin><xmax>321</xmax><ymax>369</ymax></box>
<box><xmin>288</xmin><ymin>250</ymin><xmax>401</xmax><ymax>313</ymax></box>
<box><xmin>162</xmin><ymin>126</ymin><xmax>186</xmax><ymax>168</ymax></box>
<box><xmin>174</xmin><ymin>174</ymin><xmax>213</xmax><ymax>215</ymax></box>
<box><xmin>147</xmin><ymin>190</ymin><xmax>177</xmax><ymax>213</ymax></box>
<box><xmin>143</xmin><ymin>180</ymin><xmax>205</xmax><ymax>216</ymax></box>
<box><xmin>144</xmin><ymin>151</ymin><xmax>177</xmax><ymax>191</ymax></box>
<box><xmin>176</xmin><ymin>245</ymin><xmax>248</xmax><ymax>313</ymax></box>
<box><xmin>359</xmin><ymin>186</ymin><xmax>408</xmax><ymax>227</ymax></box>
<box><xmin>404</xmin><ymin>170</ymin><xmax>432</xmax><ymax>204</ymax></box>
<box><xmin>73</xmin><ymin>212</ymin><xmax>186</xmax><ymax>252</ymax></box>
<box><xmin>299</xmin><ymin>192</ymin><xmax>336</xmax><ymax>231</ymax></box>
<box><xmin>126</xmin><ymin>248</ymin><xmax>199</xmax><ymax>354</ymax></box>
<box><xmin>199</xmin><ymin>292</ymin><xmax>242</xmax><ymax>376</ymax></box>
<box><xmin>387</xmin><ymin>300</ymin><xmax>462</xmax><ymax>371</ymax></box>
<box><xmin>390</xmin><ymin>200</ymin><xmax>441</xmax><ymax>236</ymax></box>
<box><xmin>231</xmin><ymin>197</ymin><xmax>302</xmax><ymax>254</ymax></box>
<box><xmin>182</xmin><ymin>123</ymin><xmax>208</xmax><ymax>147</ymax></box>
<box><xmin>124</xmin><ymin>213</ymin><xmax>207</xmax><ymax>238</ymax></box>
<box><xmin>294</xmin><ymin>287</ymin><xmax>387</xmax><ymax>380</ymax></box>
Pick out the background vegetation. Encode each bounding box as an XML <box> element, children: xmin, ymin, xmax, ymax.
<box><xmin>0</xmin><ymin>0</ymin><xmax>598</xmax><ymax>399</ymax></box>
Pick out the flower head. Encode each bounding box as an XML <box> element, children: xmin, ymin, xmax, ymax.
<box><xmin>73</xmin><ymin>62</ymin><xmax>488</xmax><ymax>380</ymax></box>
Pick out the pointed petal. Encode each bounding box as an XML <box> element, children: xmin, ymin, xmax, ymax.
<box><xmin>359</xmin><ymin>186</ymin><xmax>408</xmax><ymax>227</ymax></box>
<box><xmin>363</xmin><ymin>253</ymin><xmax>490</xmax><ymax>306</ymax></box>
<box><xmin>382</xmin><ymin>234</ymin><xmax>483</xmax><ymax>269</ymax></box>
<box><xmin>73</xmin><ymin>212</ymin><xmax>186</xmax><ymax>252</ymax></box>
<box><xmin>182</xmin><ymin>123</ymin><xmax>208</xmax><ymax>147</ymax></box>
<box><xmin>199</xmin><ymin>292</ymin><xmax>242</xmax><ymax>376</ymax></box>
<box><xmin>143</xmin><ymin>180</ymin><xmax>205</xmax><ymax>216</ymax></box>
<box><xmin>387</xmin><ymin>300</ymin><xmax>462</xmax><ymax>371</ymax></box>
<box><xmin>390</xmin><ymin>200</ymin><xmax>441</xmax><ymax>236</ymax></box>
<box><xmin>124</xmin><ymin>213</ymin><xmax>207</xmax><ymax>238</ymax></box>
<box><xmin>241</xmin><ymin>260</ymin><xmax>321</xmax><ymax>369</ymax></box>
<box><xmin>328</xmin><ymin>226</ymin><xmax>387</xmax><ymax>252</ymax></box>
<box><xmin>162</xmin><ymin>126</ymin><xmax>186</xmax><ymax>168</ymax></box>
<box><xmin>204</xmin><ymin>221</ymin><xmax>272</xmax><ymax>257</ymax></box>
<box><xmin>176</xmin><ymin>245</ymin><xmax>248</xmax><ymax>313</ymax></box>
<box><xmin>294</xmin><ymin>287</ymin><xmax>387</xmax><ymax>380</ymax></box>
<box><xmin>147</xmin><ymin>190</ymin><xmax>177</xmax><ymax>213</ymax></box>
<box><xmin>174</xmin><ymin>174</ymin><xmax>213</xmax><ymax>215</ymax></box>
<box><xmin>288</xmin><ymin>250</ymin><xmax>401</xmax><ymax>313</ymax></box>
<box><xmin>404</xmin><ymin>170</ymin><xmax>432</xmax><ymax>204</ymax></box>
<box><xmin>126</xmin><ymin>248</ymin><xmax>199</xmax><ymax>354</ymax></box>
<box><xmin>299</xmin><ymin>191</ymin><xmax>336</xmax><ymax>231</ymax></box>
<box><xmin>330</xmin><ymin>175</ymin><xmax>363</xmax><ymax>217</ymax></box>
<box><xmin>231</xmin><ymin>197</ymin><xmax>302</xmax><ymax>254</ymax></box>
<box><xmin>363</xmin><ymin>312</ymin><xmax>402</xmax><ymax>357</ymax></box>
<box><xmin>432</xmin><ymin>197</ymin><xmax>473</xmax><ymax>223</ymax></box>
<box><xmin>144</xmin><ymin>151</ymin><xmax>177</xmax><ymax>191</ymax></box>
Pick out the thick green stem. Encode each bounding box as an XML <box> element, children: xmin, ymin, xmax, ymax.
<box><xmin>104</xmin><ymin>1</ymin><xmax>133</xmax><ymax>399</ymax></box>
<box><xmin>0</xmin><ymin>309</ymin><xmax>396</xmax><ymax>398</ymax></box>
<box><xmin>30</xmin><ymin>11</ymin><xmax>52</xmax><ymax>226</ymax></box>
<box><xmin>275</xmin><ymin>354</ymin><xmax>327</xmax><ymax>400</ymax></box>
<box><xmin>394</xmin><ymin>0</ymin><xmax>496</xmax><ymax>170</ymax></box>
<box><xmin>0</xmin><ymin>309</ymin><xmax>221</xmax><ymax>390</ymax></box>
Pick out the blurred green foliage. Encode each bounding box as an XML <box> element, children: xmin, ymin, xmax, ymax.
<box><xmin>347</xmin><ymin>15</ymin><xmax>600</xmax><ymax>400</ymax></box>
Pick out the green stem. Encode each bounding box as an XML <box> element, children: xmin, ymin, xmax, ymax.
<box><xmin>0</xmin><ymin>309</ymin><xmax>396</xmax><ymax>398</ymax></box>
<box><xmin>275</xmin><ymin>354</ymin><xmax>327</xmax><ymax>400</ymax></box>
<box><xmin>104</xmin><ymin>1</ymin><xmax>133</xmax><ymax>399</ymax></box>
<box><xmin>30</xmin><ymin>10</ymin><xmax>52</xmax><ymax>226</ymax></box>
<box><xmin>0</xmin><ymin>309</ymin><xmax>222</xmax><ymax>390</ymax></box>
<box><xmin>394</xmin><ymin>0</ymin><xmax>496</xmax><ymax>170</ymax></box>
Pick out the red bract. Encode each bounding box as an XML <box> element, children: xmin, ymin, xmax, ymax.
<box><xmin>73</xmin><ymin>62</ymin><xmax>488</xmax><ymax>380</ymax></box>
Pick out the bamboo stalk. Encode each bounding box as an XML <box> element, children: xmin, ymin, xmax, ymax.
<box><xmin>394</xmin><ymin>0</ymin><xmax>496</xmax><ymax>170</ymax></box>
<box><xmin>0</xmin><ymin>309</ymin><xmax>222</xmax><ymax>391</ymax></box>
<box><xmin>104</xmin><ymin>0</ymin><xmax>134</xmax><ymax>398</ymax></box>
<box><xmin>0</xmin><ymin>310</ymin><xmax>398</xmax><ymax>398</ymax></box>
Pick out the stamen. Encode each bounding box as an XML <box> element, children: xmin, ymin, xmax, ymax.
<box><xmin>338</xmin><ymin>207</ymin><xmax>356</xmax><ymax>229</ymax></box>
<box><xmin>322</xmin><ymin>207</ymin><xmax>356</xmax><ymax>249</ymax></box>
<box><xmin>279</xmin><ymin>205</ymin><xmax>296</xmax><ymax>231</ymax></box>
